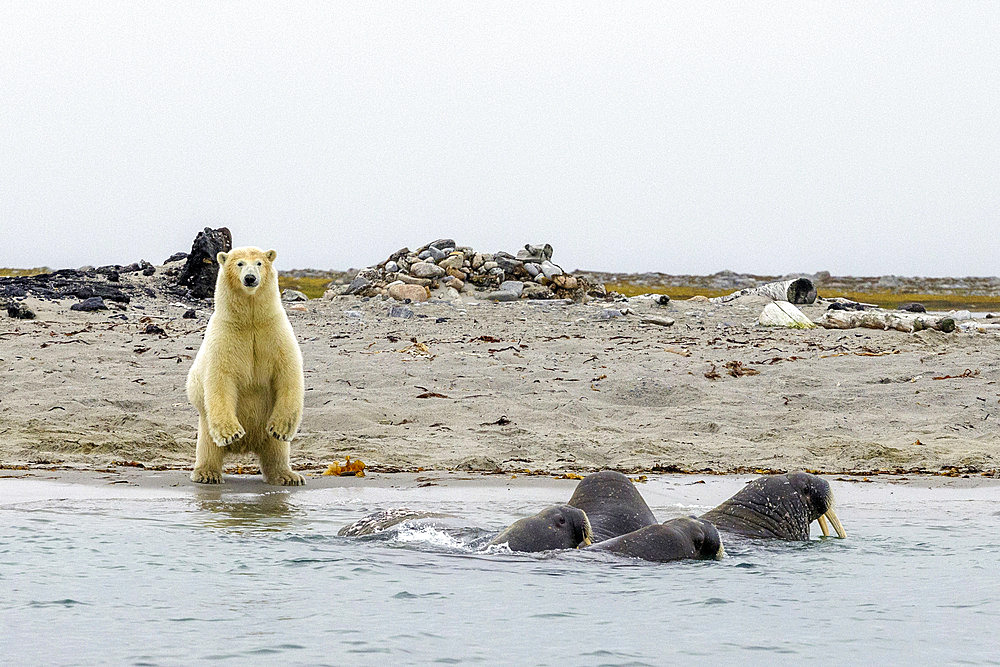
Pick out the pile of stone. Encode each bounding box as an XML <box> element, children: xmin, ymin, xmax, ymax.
<box><xmin>337</xmin><ymin>240</ymin><xmax>606</xmax><ymax>303</ymax></box>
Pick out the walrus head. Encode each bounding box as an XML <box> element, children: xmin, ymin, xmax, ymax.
<box><xmin>488</xmin><ymin>505</ymin><xmax>594</xmax><ymax>552</ymax></box>
<box><xmin>701</xmin><ymin>471</ymin><xmax>846</xmax><ymax>541</ymax></box>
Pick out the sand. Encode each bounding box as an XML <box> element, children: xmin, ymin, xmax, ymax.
<box><xmin>2</xmin><ymin>271</ymin><xmax>998</xmax><ymax>478</ymax></box>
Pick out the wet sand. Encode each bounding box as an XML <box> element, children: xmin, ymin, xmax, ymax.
<box><xmin>2</xmin><ymin>270</ymin><xmax>999</xmax><ymax>478</ymax></box>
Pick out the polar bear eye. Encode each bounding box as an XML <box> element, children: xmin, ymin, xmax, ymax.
<box><xmin>237</xmin><ymin>261</ymin><xmax>245</xmax><ymax>267</ymax></box>
<box><xmin>256</xmin><ymin>261</ymin><xmax>262</xmax><ymax>266</ymax></box>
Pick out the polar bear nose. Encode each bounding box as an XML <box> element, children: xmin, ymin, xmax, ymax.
<box><xmin>243</xmin><ymin>274</ymin><xmax>258</xmax><ymax>287</ymax></box>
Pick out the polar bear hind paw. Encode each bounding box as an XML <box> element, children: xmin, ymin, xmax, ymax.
<box><xmin>191</xmin><ymin>468</ymin><xmax>224</xmax><ymax>484</ymax></box>
<box><xmin>268</xmin><ymin>470</ymin><xmax>305</xmax><ymax>486</ymax></box>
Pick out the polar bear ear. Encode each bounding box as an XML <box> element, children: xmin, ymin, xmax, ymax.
<box><xmin>265</xmin><ymin>250</ymin><xmax>277</xmax><ymax>262</ymax></box>
<box><xmin>216</xmin><ymin>252</ymin><xmax>229</xmax><ymax>265</ymax></box>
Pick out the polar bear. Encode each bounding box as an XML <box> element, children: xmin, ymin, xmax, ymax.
<box><xmin>186</xmin><ymin>246</ymin><xmax>305</xmax><ymax>485</ymax></box>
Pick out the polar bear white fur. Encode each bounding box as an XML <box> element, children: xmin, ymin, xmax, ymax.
<box><xmin>186</xmin><ymin>246</ymin><xmax>305</xmax><ymax>485</ymax></box>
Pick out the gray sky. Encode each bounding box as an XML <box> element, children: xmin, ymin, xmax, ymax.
<box><xmin>3</xmin><ymin>2</ymin><xmax>998</xmax><ymax>276</ymax></box>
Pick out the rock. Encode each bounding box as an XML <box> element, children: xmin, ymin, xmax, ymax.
<box><xmin>6</xmin><ymin>302</ymin><xmax>35</xmax><ymax>319</ymax></box>
<box><xmin>182</xmin><ymin>309</ymin><xmax>197</xmax><ymax>319</ymax></box>
<box><xmin>428</xmin><ymin>238</ymin><xmax>456</xmax><ymax>251</ymax></box>
<box><xmin>598</xmin><ymin>308</ymin><xmax>625</xmax><ymax>319</ymax></box>
<box><xmin>484</xmin><ymin>290</ymin><xmax>520</xmax><ymax>302</ymax></box>
<box><xmin>898</xmin><ymin>302</ymin><xmax>926</xmax><ymax>313</ymax></box>
<box><xmin>641</xmin><ymin>316</ymin><xmax>675</xmax><ymax>327</ymax></box>
<box><xmin>143</xmin><ymin>323</ymin><xmax>166</xmax><ymax>335</ymax></box>
<box><xmin>388</xmin><ymin>305</ymin><xmax>414</xmax><ymax>318</ymax></box>
<box><xmin>656</xmin><ymin>294</ymin><xmax>671</xmax><ymax>306</ymax></box>
<box><xmin>688</xmin><ymin>295</ymin><xmax>710</xmax><ymax>302</ymax></box>
<box><xmin>524</xmin><ymin>263</ymin><xmax>541</xmax><ymax>277</ymax></box>
<box><xmin>142</xmin><ymin>266</ymin><xmax>155</xmax><ymax>276</ymax></box>
<box><xmin>499</xmin><ymin>280</ymin><xmax>524</xmax><ymax>297</ymax></box>
<box><xmin>344</xmin><ymin>276</ymin><xmax>370</xmax><ymax>295</ymax></box>
<box><xmin>388</xmin><ymin>283</ymin><xmax>430</xmax><ymax>302</ymax></box>
<box><xmin>177</xmin><ymin>227</ymin><xmax>232</xmax><ymax>299</ymax></box>
<box><xmin>281</xmin><ymin>289</ymin><xmax>308</xmax><ymax>302</ymax></box>
<box><xmin>384</xmin><ymin>260</ymin><xmax>399</xmax><ymax>273</ymax></box>
<box><xmin>482</xmin><ymin>261</ymin><xmax>499</xmax><ymax>272</ymax></box>
<box><xmin>448</xmin><ymin>277</ymin><xmax>464</xmax><ymax>291</ymax></box>
<box><xmin>495</xmin><ymin>256</ymin><xmax>523</xmax><ymax>274</ymax></box>
<box><xmin>393</xmin><ymin>273</ymin><xmax>433</xmax><ymax>287</ymax></box>
<box><xmin>70</xmin><ymin>296</ymin><xmax>107</xmax><ymax>312</ymax></box>
<box><xmin>163</xmin><ymin>252</ymin><xmax>188</xmax><ymax>264</ymax></box>
<box><xmin>539</xmin><ymin>261</ymin><xmax>563</xmax><ymax>279</ymax></box>
<box><xmin>438</xmin><ymin>254</ymin><xmax>464</xmax><ymax>271</ymax></box>
<box><xmin>410</xmin><ymin>262</ymin><xmax>446</xmax><ymax>279</ymax></box>
<box><xmin>445</xmin><ymin>266</ymin><xmax>467</xmax><ymax>280</ymax></box>
<box><xmin>516</xmin><ymin>243</ymin><xmax>553</xmax><ymax>262</ymax></box>
<box><xmin>552</xmin><ymin>274</ymin><xmax>577</xmax><ymax>290</ymax></box>
<box><xmin>522</xmin><ymin>284</ymin><xmax>554</xmax><ymax>299</ymax></box>
<box><xmin>426</xmin><ymin>246</ymin><xmax>447</xmax><ymax>262</ymax></box>
<box><xmin>471</xmin><ymin>253</ymin><xmax>485</xmax><ymax>270</ymax></box>
<box><xmin>455</xmin><ymin>455</ymin><xmax>503</xmax><ymax>473</ymax></box>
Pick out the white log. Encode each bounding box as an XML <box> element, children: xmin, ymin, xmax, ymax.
<box><xmin>759</xmin><ymin>301</ymin><xmax>816</xmax><ymax>329</ymax></box>
<box><xmin>818</xmin><ymin>309</ymin><xmax>956</xmax><ymax>333</ymax></box>
<box><xmin>711</xmin><ymin>278</ymin><xmax>817</xmax><ymax>305</ymax></box>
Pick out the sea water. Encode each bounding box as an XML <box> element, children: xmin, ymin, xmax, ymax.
<box><xmin>2</xmin><ymin>475</ymin><xmax>998</xmax><ymax>665</ymax></box>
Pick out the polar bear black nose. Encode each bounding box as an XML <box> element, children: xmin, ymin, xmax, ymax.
<box><xmin>243</xmin><ymin>275</ymin><xmax>258</xmax><ymax>287</ymax></box>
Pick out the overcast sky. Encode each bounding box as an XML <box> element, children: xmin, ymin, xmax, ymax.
<box><xmin>2</xmin><ymin>2</ymin><xmax>998</xmax><ymax>276</ymax></box>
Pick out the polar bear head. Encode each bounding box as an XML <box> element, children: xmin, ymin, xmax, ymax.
<box><xmin>217</xmin><ymin>247</ymin><xmax>278</xmax><ymax>296</ymax></box>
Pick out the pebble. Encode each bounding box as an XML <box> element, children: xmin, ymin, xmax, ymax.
<box><xmin>344</xmin><ymin>310</ymin><xmax>363</xmax><ymax>319</ymax></box>
<box><xmin>428</xmin><ymin>238</ymin><xmax>456</xmax><ymax>251</ymax></box>
<box><xmin>598</xmin><ymin>308</ymin><xmax>625</xmax><ymax>319</ymax></box>
<box><xmin>552</xmin><ymin>274</ymin><xmax>577</xmax><ymax>289</ymax></box>
<box><xmin>182</xmin><ymin>309</ymin><xmax>197</xmax><ymax>319</ymax></box>
<box><xmin>499</xmin><ymin>280</ymin><xmax>524</xmax><ymax>297</ymax></box>
<box><xmin>388</xmin><ymin>283</ymin><xmax>429</xmax><ymax>302</ymax></box>
<box><xmin>70</xmin><ymin>296</ymin><xmax>108</xmax><ymax>312</ymax></box>
<box><xmin>388</xmin><ymin>305</ymin><xmax>414</xmax><ymax>318</ymax></box>
<box><xmin>524</xmin><ymin>263</ymin><xmax>540</xmax><ymax>277</ymax></box>
<box><xmin>449</xmin><ymin>277</ymin><xmax>465</xmax><ymax>291</ymax></box>
<box><xmin>409</xmin><ymin>262</ymin><xmax>446</xmax><ymax>279</ymax></box>
<box><xmin>281</xmin><ymin>289</ymin><xmax>308</xmax><ymax>302</ymax></box>
<box><xmin>641</xmin><ymin>316</ymin><xmax>675</xmax><ymax>327</ymax></box>
<box><xmin>438</xmin><ymin>254</ymin><xmax>464</xmax><ymax>271</ymax></box>
<box><xmin>522</xmin><ymin>284</ymin><xmax>554</xmax><ymax>299</ymax></box>
<box><xmin>482</xmin><ymin>261</ymin><xmax>499</xmax><ymax>271</ymax></box>
<box><xmin>426</xmin><ymin>246</ymin><xmax>447</xmax><ymax>261</ymax></box>
<box><xmin>384</xmin><ymin>260</ymin><xmax>399</xmax><ymax>273</ymax></box>
<box><xmin>471</xmin><ymin>253</ymin><xmax>485</xmax><ymax>270</ymax></box>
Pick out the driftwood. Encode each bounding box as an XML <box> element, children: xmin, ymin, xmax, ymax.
<box><xmin>758</xmin><ymin>301</ymin><xmax>816</xmax><ymax>329</ymax></box>
<box><xmin>818</xmin><ymin>309</ymin><xmax>956</xmax><ymax>333</ymax></box>
<box><xmin>712</xmin><ymin>278</ymin><xmax>817</xmax><ymax>305</ymax></box>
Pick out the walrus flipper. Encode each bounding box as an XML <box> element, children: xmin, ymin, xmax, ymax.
<box><xmin>567</xmin><ymin>471</ymin><xmax>657</xmax><ymax>542</ymax></box>
<box><xmin>701</xmin><ymin>471</ymin><xmax>845</xmax><ymax>540</ymax></box>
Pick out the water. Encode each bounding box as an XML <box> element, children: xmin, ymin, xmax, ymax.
<box><xmin>2</xmin><ymin>475</ymin><xmax>999</xmax><ymax>665</ymax></box>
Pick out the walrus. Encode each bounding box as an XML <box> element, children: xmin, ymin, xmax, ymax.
<box><xmin>487</xmin><ymin>505</ymin><xmax>593</xmax><ymax>552</ymax></box>
<box><xmin>588</xmin><ymin>516</ymin><xmax>725</xmax><ymax>562</ymax></box>
<box><xmin>700</xmin><ymin>471</ymin><xmax>846</xmax><ymax>540</ymax></box>
<box><xmin>567</xmin><ymin>471</ymin><xmax>657</xmax><ymax>542</ymax></box>
<box><xmin>338</xmin><ymin>509</ymin><xmax>452</xmax><ymax>537</ymax></box>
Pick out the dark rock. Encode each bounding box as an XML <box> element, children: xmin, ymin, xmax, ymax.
<box><xmin>898</xmin><ymin>302</ymin><xmax>926</xmax><ymax>313</ymax></box>
<box><xmin>344</xmin><ymin>276</ymin><xmax>371</xmax><ymax>295</ymax></box>
<box><xmin>70</xmin><ymin>297</ymin><xmax>107</xmax><ymax>312</ymax></box>
<box><xmin>143</xmin><ymin>323</ymin><xmax>166</xmax><ymax>335</ymax></box>
<box><xmin>164</xmin><ymin>252</ymin><xmax>188</xmax><ymax>264</ymax></box>
<box><xmin>106</xmin><ymin>271</ymin><xmax>120</xmax><ymax>282</ymax></box>
<box><xmin>6</xmin><ymin>302</ymin><xmax>35</xmax><ymax>319</ymax></box>
<box><xmin>178</xmin><ymin>227</ymin><xmax>232</xmax><ymax>299</ymax></box>
<box><xmin>428</xmin><ymin>239</ymin><xmax>456</xmax><ymax>251</ymax></box>
<box><xmin>388</xmin><ymin>305</ymin><xmax>414</xmax><ymax>318</ymax></box>
<box><xmin>142</xmin><ymin>266</ymin><xmax>155</xmax><ymax>276</ymax></box>
<box><xmin>182</xmin><ymin>309</ymin><xmax>197</xmax><ymax>319</ymax></box>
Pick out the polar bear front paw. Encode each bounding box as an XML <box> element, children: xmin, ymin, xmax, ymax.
<box><xmin>191</xmin><ymin>468</ymin><xmax>224</xmax><ymax>484</ymax></box>
<box><xmin>210</xmin><ymin>421</ymin><xmax>245</xmax><ymax>447</ymax></box>
<box><xmin>267</xmin><ymin>415</ymin><xmax>299</xmax><ymax>442</ymax></box>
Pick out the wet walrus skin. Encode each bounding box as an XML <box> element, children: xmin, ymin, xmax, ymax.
<box><xmin>588</xmin><ymin>516</ymin><xmax>725</xmax><ymax>562</ymax></box>
<box><xmin>567</xmin><ymin>471</ymin><xmax>657</xmax><ymax>542</ymax></box>
<box><xmin>700</xmin><ymin>471</ymin><xmax>846</xmax><ymax>540</ymax></box>
<box><xmin>488</xmin><ymin>505</ymin><xmax>593</xmax><ymax>552</ymax></box>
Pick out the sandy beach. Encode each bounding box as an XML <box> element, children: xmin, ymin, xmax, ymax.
<box><xmin>2</xmin><ymin>267</ymin><xmax>998</xmax><ymax>479</ymax></box>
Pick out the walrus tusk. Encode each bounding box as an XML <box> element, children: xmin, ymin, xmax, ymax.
<box><xmin>824</xmin><ymin>509</ymin><xmax>846</xmax><ymax>538</ymax></box>
<box><xmin>817</xmin><ymin>515</ymin><xmax>830</xmax><ymax>537</ymax></box>
<box><xmin>578</xmin><ymin>535</ymin><xmax>593</xmax><ymax>548</ymax></box>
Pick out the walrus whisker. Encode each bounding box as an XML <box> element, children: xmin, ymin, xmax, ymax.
<box><xmin>824</xmin><ymin>509</ymin><xmax>846</xmax><ymax>538</ymax></box>
<box><xmin>817</xmin><ymin>515</ymin><xmax>830</xmax><ymax>537</ymax></box>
